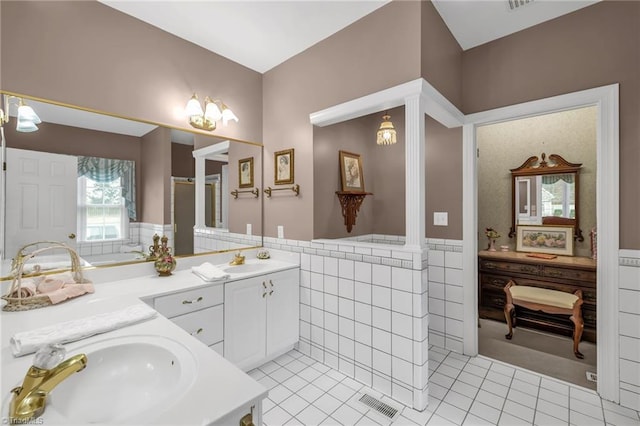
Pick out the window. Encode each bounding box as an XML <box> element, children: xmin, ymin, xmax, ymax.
<box><xmin>77</xmin><ymin>176</ymin><xmax>128</xmax><ymax>241</ymax></box>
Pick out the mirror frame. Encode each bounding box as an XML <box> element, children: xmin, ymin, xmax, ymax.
<box><xmin>0</xmin><ymin>90</ymin><xmax>264</xmax><ymax>278</ymax></box>
<box><xmin>509</xmin><ymin>152</ymin><xmax>583</xmax><ymax>242</ymax></box>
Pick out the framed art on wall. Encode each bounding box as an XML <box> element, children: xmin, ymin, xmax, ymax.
<box><xmin>238</xmin><ymin>157</ymin><xmax>254</xmax><ymax>188</ymax></box>
<box><xmin>274</xmin><ymin>149</ymin><xmax>294</xmax><ymax>185</ymax></box>
<box><xmin>516</xmin><ymin>225</ymin><xmax>574</xmax><ymax>256</ymax></box>
<box><xmin>339</xmin><ymin>150</ymin><xmax>364</xmax><ymax>192</ymax></box>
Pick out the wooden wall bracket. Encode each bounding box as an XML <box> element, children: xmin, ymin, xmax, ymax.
<box><xmin>335</xmin><ymin>191</ymin><xmax>372</xmax><ymax>233</ymax></box>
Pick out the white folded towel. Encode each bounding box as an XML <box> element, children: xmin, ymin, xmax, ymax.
<box><xmin>191</xmin><ymin>262</ymin><xmax>230</xmax><ymax>283</ymax></box>
<box><xmin>10</xmin><ymin>304</ymin><xmax>157</xmax><ymax>357</ymax></box>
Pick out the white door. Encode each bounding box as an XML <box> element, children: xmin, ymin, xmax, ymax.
<box><xmin>224</xmin><ymin>276</ymin><xmax>267</xmax><ymax>371</ymax></box>
<box><xmin>5</xmin><ymin>148</ymin><xmax>77</xmax><ymax>258</ymax></box>
<box><xmin>266</xmin><ymin>269</ymin><xmax>300</xmax><ymax>356</ymax></box>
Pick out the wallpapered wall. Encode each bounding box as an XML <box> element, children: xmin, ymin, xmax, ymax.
<box><xmin>477</xmin><ymin>106</ymin><xmax>597</xmax><ymax>258</ymax></box>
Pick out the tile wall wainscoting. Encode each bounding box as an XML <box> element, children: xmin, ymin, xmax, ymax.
<box><xmin>191</xmin><ymin>230</ymin><xmax>640</xmax><ymax>413</ymax></box>
<box><xmin>619</xmin><ymin>249</ymin><xmax>640</xmax><ymax>411</ymax></box>
<box><xmin>263</xmin><ymin>233</ymin><xmax>463</xmax><ymax>411</ymax></box>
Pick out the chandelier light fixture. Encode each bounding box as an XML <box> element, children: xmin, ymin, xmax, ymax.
<box><xmin>376</xmin><ymin>112</ymin><xmax>397</xmax><ymax>145</ymax></box>
<box><xmin>0</xmin><ymin>95</ymin><xmax>42</xmax><ymax>133</ymax></box>
<box><xmin>185</xmin><ymin>93</ymin><xmax>238</xmax><ymax>132</ymax></box>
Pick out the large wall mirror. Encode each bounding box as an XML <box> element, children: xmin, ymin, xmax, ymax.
<box><xmin>509</xmin><ymin>152</ymin><xmax>583</xmax><ymax>241</ymax></box>
<box><xmin>0</xmin><ymin>91</ymin><xmax>263</xmax><ymax>278</ymax></box>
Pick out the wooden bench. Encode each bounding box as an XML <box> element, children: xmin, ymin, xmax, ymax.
<box><xmin>503</xmin><ymin>280</ymin><xmax>584</xmax><ymax>359</ymax></box>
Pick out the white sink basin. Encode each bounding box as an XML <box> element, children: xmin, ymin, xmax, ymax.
<box><xmin>44</xmin><ymin>335</ymin><xmax>197</xmax><ymax>424</ymax></box>
<box><xmin>222</xmin><ymin>262</ymin><xmax>267</xmax><ymax>274</ymax></box>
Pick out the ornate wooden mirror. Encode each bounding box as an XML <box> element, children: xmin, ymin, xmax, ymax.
<box><xmin>509</xmin><ymin>153</ymin><xmax>583</xmax><ymax>241</ymax></box>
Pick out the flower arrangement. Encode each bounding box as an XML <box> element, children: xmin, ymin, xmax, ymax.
<box><xmin>485</xmin><ymin>228</ymin><xmax>501</xmax><ymax>239</ymax></box>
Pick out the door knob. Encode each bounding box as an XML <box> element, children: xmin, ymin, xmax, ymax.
<box><xmin>68</xmin><ymin>233</ymin><xmax>76</xmax><ymax>239</ymax></box>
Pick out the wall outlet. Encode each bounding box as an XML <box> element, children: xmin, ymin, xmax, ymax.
<box><xmin>277</xmin><ymin>225</ymin><xmax>284</xmax><ymax>239</ymax></box>
<box><xmin>434</xmin><ymin>212</ymin><xmax>448</xmax><ymax>226</ymax></box>
<box><xmin>246</xmin><ymin>224</ymin><xmax>252</xmax><ymax>235</ymax></box>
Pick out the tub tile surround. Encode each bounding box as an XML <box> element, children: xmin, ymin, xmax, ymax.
<box><xmin>194</xmin><ymin>227</ymin><xmax>263</xmax><ymax>253</ymax></box>
<box><xmin>77</xmin><ymin>222</ymin><xmax>173</xmax><ymax>259</ymax></box>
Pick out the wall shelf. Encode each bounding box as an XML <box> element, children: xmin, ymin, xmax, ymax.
<box><xmin>335</xmin><ymin>191</ymin><xmax>372</xmax><ymax>233</ymax></box>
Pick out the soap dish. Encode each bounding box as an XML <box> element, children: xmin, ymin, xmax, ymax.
<box><xmin>257</xmin><ymin>250</ymin><xmax>270</xmax><ymax>259</ymax></box>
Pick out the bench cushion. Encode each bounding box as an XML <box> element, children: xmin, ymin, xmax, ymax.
<box><xmin>510</xmin><ymin>285</ymin><xmax>578</xmax><ymax>309</ymax></box>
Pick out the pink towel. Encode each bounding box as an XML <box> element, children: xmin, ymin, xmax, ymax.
<box><xmin>9</xmin><ymin>279</ymin><xmax>38</xmax><ymax>298</ymax></box>
<box><xmin>37</xmin><ymin>277</ymin><xmax>65</xmax><ymax>294</ymax></box>
<box><xmin>45</xmin><ymin>283</ymin><xmax>95</xmax><ymax>305</ymax></box>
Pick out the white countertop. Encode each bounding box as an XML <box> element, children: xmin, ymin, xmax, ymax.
<box><xmin>1</xmin><ymin>254</ymin><xmax>299</xmax><ymax>425</ymax></box>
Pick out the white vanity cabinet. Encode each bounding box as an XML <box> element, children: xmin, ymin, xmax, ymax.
<box><xmin>151</xmin><ymin>284</ymin><xmax>225</xmax><ymax>354</ymax></box>
<box><xmin>224</xmin><ymin>268</ymin><xmax>299</xmax><ymax>371</ymax></box>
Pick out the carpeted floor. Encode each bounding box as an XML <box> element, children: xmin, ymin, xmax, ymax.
<box><xmin>478</xmin><ymin>318</ymin><xmax>597</xmax><ymax>390</ymax></box>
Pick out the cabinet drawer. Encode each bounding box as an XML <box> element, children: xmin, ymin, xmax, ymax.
<box><xmin>172</xmin><ymin>305</ymin><xmax>223</xmax><ymax>346</ymax></box>
<box><xmin>479</xmin><ymin>259</ymin><xmax>541</xmax><ymax>276</ymax></box>
<box><xmin>542</xmin><ymin>266</ymin><xmax>596</xmax><ymax>284</ymax></box>
<box><xmin>154</xmin><ymin>285</ymin><xmax>223</xmax><ymax>318</ymax></box>
<box><xmin>480</xmin><ymin>274</ymin><xmax>512</xmax><ymax>291</ymax></box>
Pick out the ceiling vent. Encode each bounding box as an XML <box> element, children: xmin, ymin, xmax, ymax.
<box><xmin>507</xmin><ymin>0</ymin><xmax>534</xmax><ymax>11</ymax></box>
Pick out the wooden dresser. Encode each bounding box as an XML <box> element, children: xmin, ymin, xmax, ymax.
<box><xmin>478</xmin><ymin>250</ymin><xmax>597</xmax><ymax>342</ymax></box>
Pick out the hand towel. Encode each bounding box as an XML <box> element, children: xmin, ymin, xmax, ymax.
<box><xmin>45</xmin><ymin>282</ymin><xmax>95</xmax><ymax>305</ymax></box>
<box><xmin>191</xmin><ymin>262</ymin><xmax>230</xmax><ymax>283</ymax></box>
<box><xmin>10</xmin><ymin>304</ymin><xmax>158</xmax><ymax>357</ymax></box>
<box><xmin>36</xmin><ymin>277</ymin><xmax>66</xmax><ymax>294</ymax></box>
<box><xmin>9</xmin><ymin>279</ymin><xmax>38</xmax><ymax>298</ymax></box>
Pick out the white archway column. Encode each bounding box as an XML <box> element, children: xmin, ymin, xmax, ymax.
<box><xmin>404</xmin><ymin>94</ymin><xmax>426</xmax><ymax>250</ymax></box>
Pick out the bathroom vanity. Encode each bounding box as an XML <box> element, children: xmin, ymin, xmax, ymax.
<box><xmin>1</xmin><ymin>253</ymin><xmax>300</xmax><ymax>425</ymax></box>
<box><xmin>478</xmin><ymin>250</ymin><xmax>597</xmax><ymax>342</ymax></box>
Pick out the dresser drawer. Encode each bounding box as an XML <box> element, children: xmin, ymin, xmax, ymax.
<box><xmin>542</xmin><ymin>266</ymin><xmax>596</xmax><ymax>284</ymax></box>
<box><xmin>154</xmin><ymin>285</ymin><xmax>223</xmax><ymax>318</ymax></box>
<box><xmin>479</xmin><ymin>259</ymin><xmax>541</xmax><ymax>276</ymax></box>
<box><xmin>171</xmin><ymin>305</ymin><xmax>223</xmax><ymax>346</ymax></box>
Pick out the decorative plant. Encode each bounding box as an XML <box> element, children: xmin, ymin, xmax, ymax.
<box><xmin>485</xmin><ymin>228</ymin><xmax>501</xmax><ymax>239</ymax></box>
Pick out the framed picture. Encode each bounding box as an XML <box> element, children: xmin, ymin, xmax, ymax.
<box><xmin>339</xmin><ymin>150</ymin><xmax>365</xmax><ymax>192</ymax></box>
<box><xmin>516</xmin><ymin>225</ymin><xmax>574</xmax><ymax>256</ymax></box>
<box><xmin>274</xmin><ymin>149</ymin><xmax>294</xmax><ymax>185</ymax></box>
<box><xmin>238</xmin><ymin>157</ymin><xmax>254</xmax><ymax>188</ymax></box>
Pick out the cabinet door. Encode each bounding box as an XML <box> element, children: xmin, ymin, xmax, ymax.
<box><xmin>224</xmin><ymin>277</ymin><xmax>267</xmax><ymax>371</ymax></box>
<box><xmin>266</xmin><ymin>269</ymin><xmax>300</xmax><ymax>356</ymax></box>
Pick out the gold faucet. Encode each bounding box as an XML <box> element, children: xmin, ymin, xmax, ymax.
<box><xmin>229</xmin><ymin>251</ymin><xmax>245</xmax><ymax>266</ymax></box>
<box><xmin>9</xmin><ymin>348</ymin><xmax>87</xmax><ymax>422</ymax></box>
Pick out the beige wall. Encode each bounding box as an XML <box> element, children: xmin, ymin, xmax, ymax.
<box><xmin>425</xmin><ymin>116</ymin><xmax>463</xmax><ymax>240</ymax></box>
<box><xmin>313</xmin><ymin>107</ymin><xmax>405</xmax><ymax>239</ymax></box>
<box><xmin>477</xmin><ymin>107</ymin><xmax>597</xmax><ymax>257</ymax></box>
<box><xmin>420</xmin><ymin>1</ymin><xmax>463</xmax><ymax>110</ymax></box>
<box><xmin>140</xmin><ymin>127</ymin><xmax>171</xmax><ymax>224</ymax></box>
<box><xmin>227</xmin><ymin>143</ymin><xmax>263</xmax><ymax>236</ymax></box>
<box><xmin>0</xmin><ymin>1</ymin><xmax>263</xmax><ymax>143</ymax></box>
<box><xmin>263</xmin><ymin>1</ymin><xmax>422</xmax><ymax>241</ymax></box>
<box><xmin>463</xmin><ymin>1</ymin><xmax>640</xmax><ymax>249</ymax></box>
<box><xmin>171</xmin><ymin>143</ymin><xmax>223</xmax><ymax>178</ymax></box>
<box><xmin>5</xmin><ymin>122</ymin><xmax>143</xmax><ymax>220</ymax></box>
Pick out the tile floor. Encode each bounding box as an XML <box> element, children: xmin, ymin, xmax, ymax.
<box><xmin>250</xmin><ymin>346</ymin><xmax>640</xmax><ymax>426</ymax></box>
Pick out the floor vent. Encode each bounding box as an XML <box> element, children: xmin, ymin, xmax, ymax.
<box><xmin>358</xmin><ymin>394</ymin><xmax>400</xmax><ymax>420</ymax></box>
<box><xmin>586</xmin><ymin>371</ymin><xmax>597</xmax><ymax>383</ymax></box>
